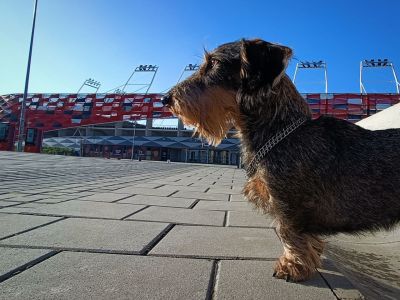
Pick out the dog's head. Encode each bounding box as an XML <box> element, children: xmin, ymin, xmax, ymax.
<box><xmin>163</xmin><ymin>39</ymin><xmax>293</xmax><ymax>145</ymax></box>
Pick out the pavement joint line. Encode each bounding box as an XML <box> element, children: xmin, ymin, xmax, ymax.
<box><xmin>120</xmin><ymin>206</ymin><xmax>150</xmax><ymax>220</ymax></box>
<box><xmin>140</xmin><ymin>224</ymin><xmax>176</xmax><ymax>255</ymax></box>
<box><xmin>188</xmin><ymin>199</ymin><xmax>200</xmax><ymax>209</ymax></box>
<box><xmin>0</xmin><ymin>217</ymin><xmax>67</xmax><ymax>242</ymax></box>
<box><xmin>316</xmin><ymin>269</ymin><xmax>341</xmax><ymax>300</ymax></box>
<box><xmin>106</xmin><ymin>194</ymin><xmax>136</xmax><ymax>203</ymax></box>
<box><xmin>206</xmin><ymin>260</ymin><xmax>220</xmax><ymax>300</ymax></box>
<box><xmin>0</xmin><ymin>250</ymin><xmax>61</xmax><ymax>284</ymax></box>
<box><xmin>1</xmin><ymin>211</ymin><xmax>270</xmax><ymax>227</ymax></box>
<box><xmin>166</xmin><ymin>190</ymin><xmax>179</xmax><ymax>197</ymax></box>
<box><xmin>223</xmin><ymin>211</ymin><xmax>228</xmax><ymax>227</ymax></box>
<box><xmin>0</xmin><ymin>244</ymin><xmax>141</xmax><ymax>255</ymax></box>
<box><xmin>147</xmin><ymin>253</ymin><xmax>278</xmax><ymax>261</ymax></box>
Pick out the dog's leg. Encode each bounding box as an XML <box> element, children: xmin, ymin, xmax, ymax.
<box><xmin>273</xmin><ymin>225</ymin><xmax>324</xmax><ymax>282</ymax></box>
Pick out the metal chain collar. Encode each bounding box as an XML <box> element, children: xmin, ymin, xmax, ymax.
<box><xmin>246</xmin><ymin>117</ymin><xmax>308</xmax><ymax>177</ymax></box>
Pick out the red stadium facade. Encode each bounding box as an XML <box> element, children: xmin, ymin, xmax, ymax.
<box><xmin>1</xmin><ymin>92</ymin><xmax>399</xmax><ymax>153</ymax></box>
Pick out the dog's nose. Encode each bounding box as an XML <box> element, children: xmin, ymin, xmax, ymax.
<box><xmin>161</xmin><ymin>94</ymin><xmax>172</xmax><ymax>106</ymax></box>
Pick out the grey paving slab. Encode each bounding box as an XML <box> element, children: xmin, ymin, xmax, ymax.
<box><xmin>0</xmin><ymin>252</ymin><xmax>212</xmax><ymax>300</ymax></box>
<box><xmin>150</xmin><ymin>225</ymin><xmax>282</xmax><ymax>259</ymax></box>
<box><xmin>129</xmin><ymin>182</ymin><xmax>164</xmax><ymax>189</ymax></box>
<box><xmin>127</xmin><ymin>206</ymin><xmax>225</xmax><ymax>226</ymax></box>
<box><xmin>0</xmin><ymin>194</ymin><xmax>44</xmax><ymax>203</ymax></box>
<box><xmin>0</xmin><ymin>214</ymin><xmax>61</xmax><ymax>239</ymax></box>
<box><xmin>215</xmin><ymin>260</ymin><xmax>336</xmax><ymax>300</ymax></box>
<box><xmin>230</xmin><ymin>194</ymin><xmax>246</xmax><ymax>202</ymax></box>
<box><xmin>0</xmin><ymin>218</ymin><xmax>168</xmax><ymax>253</ymax></box>
<box><xmin>207</xmin><ymin>187</ymin><xmax>241</xmax><ymax>194</ymax></box>
<box><xmin>0</xmin><ymin>200</ymin><xmax>146</xmax><ymax>219</ymax></box>
<box><xmin>174</xmin><ymin>191</ymin><xmax>229</xmax><ymax>201</ymax></box>
<box><xmin>119</xmin><ymin>195</ymin><xmax>196</xmax><ymax>208</ymax></box>
<box><xmin>194</xmin><ymin>200</ymin><xmax>254</xmax><ymax>212</ymax></box>
<box><xmin>156</xmin><ymin>185</ymin><xmax>209</xmax><ymax>192</ymax></box>
<box><xmin>318</xmin><ymin>259</ymin><xmax>365</xmax><ymax>300</ymax></box>
<box><xmin>0</xmin><ymin>248</ymin><xmax>50</xmax><ymax>276</ymax></box>
<box><xmin>227</xmin><ymin>211</ymin><xmax>274</xmax><ymax>227</ymax></box>
<box><xmin>115</xmin><ymin>186</ymin><xmax>175</xmax><ymax>196</ymax></box>
<box><xmin>0</xmin><ymin>201</ymin><xmax>17</xmax><ymax>208</ymax></box>
<box><xmin>78</xmin><ymin>192</ymin><xmax>132</xmax><ymax>203</ymax></box>
<box><xmin>35</xmin><ymin>196</ymin><xmax>79</xmax><ymax>203</ymax></box>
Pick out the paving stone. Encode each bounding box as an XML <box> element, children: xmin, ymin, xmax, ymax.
<box><xmin>194</xmin><ymin>200</ymin><xmax>254</xmax><ymax>212</ymax></box>
<box><xmin>35</xmin><ymin>196</ymin><xmax>78</xmax><ymax>203</ymax></box>
<box><xmin>318</xmin><ymin>259</ymin><xmax>365</xmax><ymax>300</ymax></box>
<box><xmin>156</xmin><ymin>185</ymin><xmax>209</xmax><ymax>192</ymax></box>
<box><xmin>79</xmin><ymin>192</ymin><xmax>132</xmax><ymax>203</ymax></box>
<box><xmin>2</xmin><ymin>252</ymin><xmax>211</xmax><ymax>300</ymax></box>
<box><xmin>0</xmin><ymin>214</ymin><xmax>61</xmax><ymax>239</ymax></box>
<box><xmin>129</xmin><ymin>182</ymin><xmax>164</xmax><ymax>189</ymax></box>
<box><xmin>0</xmin><ymin>201</ymin><xmax>17</xmax><ymax>208</ymax></box>
<box><xmin>0</xmin><ymin>194</ymin><xmax>45</xmax><ymax>203</ymax></box>
<box><xmin>118</xmin><ymin>195</ymin><xmax>196</xmax><ymax>208</ymax></box>
<box><xmin>215</xmin><ymin>260</ymin><xmax>336</xmax><ymax>300</ymax></box>
<box><xmin>0</xmin><ymin>218</ymin><xmax>168</xmax><ymax>253</ymax></box>
<box><xmin>0</xmin><ymin>248</ymin><xmax>51</xmax><ymax>276</ymax></box>
<box><xmin>227</xmin><ymin>211</ymin><xmax>274</xmax><ymax>227</ymax></box>
<box><xmin>0</xmin><ymin>200</ymin><xmax>146</xmax><ymax>219</ymax></box>
<box><xmin>150</xmin><ymin>225</ymin><xmax>282</xmax><ymax>259</ymax></box>
<box><xmin>173</xmin><ymin>191</ymin><xmax>229</xmax><ymax>201</ymax></box>
<box><xmin>127</xmin><ymin>206</ymin><xmax>225</xmax><ymax>226</ymax></box>
<box><xmin>207</xmin><ymin>187</ymin><xmax>241</xmax><ymax>194</ymax></box>
<box><xmin>115</xmin><ymin>187</ymin><xmax>174</xmax><ymax>196</ymax></box>
<box><xmin>230</xmin><ymin>194</ymin><xmax>246</xmax><ymax>202</ymax></box>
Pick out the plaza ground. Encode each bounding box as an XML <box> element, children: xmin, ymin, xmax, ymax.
<box><xmin>0</xmin><ymin>152</ymin><xmax>398</xmax><ymax>299</ymax></box>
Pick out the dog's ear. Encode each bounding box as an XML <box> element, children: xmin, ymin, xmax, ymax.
<box><xmin>240</xmin><ymin>39</ymin><xmax>292</xmax><ymax>91</ymax></box>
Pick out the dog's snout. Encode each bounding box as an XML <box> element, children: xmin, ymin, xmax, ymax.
<box><xmin>161</xmin><ymin>94</ymin><xmax>172</xmax><ymax>106</ymax></box>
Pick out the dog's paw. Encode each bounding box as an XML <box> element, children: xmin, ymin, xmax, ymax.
<box><xmin>273</xmin><ymin>256</ymin><xmax>315</xmax><ymax>282</ymax></box>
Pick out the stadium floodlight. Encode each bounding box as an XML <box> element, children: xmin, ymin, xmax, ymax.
<box><xmin>184</xmin><ymin>64</ymin><xmax>200</xmax><ymax>72</ymax></box>
<box><xmin>77</xmin><ymin>78</ymin><xmax>101</xmax><ymax>94</ymax></box>
<box><xmin>293</xmin><ymin>60</ymin><xmax>328</xmax><ymax>93</ymax></box>
<box><xmin>176</xmin><ymin>64</ymin><xmax>200</xmax><ymax>84</ymax></box>
<box><xmin>118</xmin><ymin>64</ymin><xmax>159</xmax><ymax>94</ymax></box>
<box><xmin>360</xmin><ymin>59</ymin><xmax>400</xmax><ymax>94</ymax></box>
<box><xmin>135</xmin><ymin>65</ymin><xmax>159</xmax><ymax>72</ymax></box>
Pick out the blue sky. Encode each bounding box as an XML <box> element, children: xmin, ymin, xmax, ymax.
<box><xmin>1</xmin><ymin>0</ymin><xmax>400</xmax><ymax>95</ymax></box>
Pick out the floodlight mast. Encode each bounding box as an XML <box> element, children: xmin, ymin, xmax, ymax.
<box><xmin>120</xmin><ymin>64</ymin><xmax>159</xmax><ymax>94</ymax></box>
<box><xmin>360</xmin><ymin>59</ymin><xmax>400</xmax><ymax>94</ymax></box>
<box><xmin>292</xmin><ymin>60</ymin><xmax>328</xmax><ymax>93</ymax></box>
<box><xmin>77</xmin><ymin>78</ymin><xmax>101</xmax><ymax>94</ymax></box>
<box><xmin>176</xmin><ymin>64</ymin><xmax>200</xmax><ymax>84</ymax></box>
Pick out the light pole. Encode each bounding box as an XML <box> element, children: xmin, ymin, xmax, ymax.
<box><xmin>360</xmin><ymin>59</ymin><xmax>400</xmax><ymax>94</ymax></box>
<box><xmin>17</xmin><ymin>0</ymin><xmax>39</xmax><ymax>152</ymax></box>
<box><xmin>77</xmin><ymin>78</ymin><xmax>101</xmax><ymax>94</ymax></box>
<box><xmin>293</xmin><ymin>60</ymin><xmax>328</xmax><ymax>93</ymax></box>
<box><xmin>128</xmin><ymin>120</ymin><xmax>137</xmax><ymax>160</ymax></box>
<box><xmin>120</xmin><ymin>64</ymin><xmax>159</xmax><ymax>94</ymax></box>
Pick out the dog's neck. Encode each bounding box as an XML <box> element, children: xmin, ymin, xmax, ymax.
<box><xmin>237</xmin><ymin>75</ymin><xmax>311</xmax><ymax>161</ymax></box>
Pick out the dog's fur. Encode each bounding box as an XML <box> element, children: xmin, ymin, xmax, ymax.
<box><xmin>163</xmin><ymin>39</ymin><xmax>400</xmax><ymax>282</ymax></box>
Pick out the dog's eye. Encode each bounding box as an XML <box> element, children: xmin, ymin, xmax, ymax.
<box><xmin>210</xmin><ymin>58</ymin><xmax>219</xmax><ymax>68</ymax></box>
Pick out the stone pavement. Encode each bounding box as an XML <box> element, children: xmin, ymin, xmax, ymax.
<box><xmin>0</xmin><ymin>152</ymin><xmax>365</xmax><ymax>299</ymax></box>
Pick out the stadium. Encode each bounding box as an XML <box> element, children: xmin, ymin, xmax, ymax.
<box><xmin>1</xmin><ymin>60</ymin><xmax>399</xmax><ymax>165</ymax></box>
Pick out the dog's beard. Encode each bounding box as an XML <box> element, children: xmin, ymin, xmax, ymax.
<box><xmin>171</xmin><ymin>88</ymin><xmax>239</xmax><ymax>146</ymax></box>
